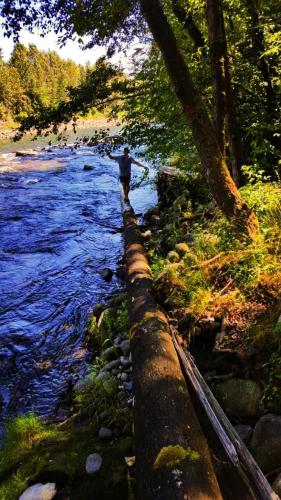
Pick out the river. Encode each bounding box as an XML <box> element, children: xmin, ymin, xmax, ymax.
<box><xmin>0</xmin><ymin>131</ymin><xmax>156</xmax><ymax>432</ymax></box>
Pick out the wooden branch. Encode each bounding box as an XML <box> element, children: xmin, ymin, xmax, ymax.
<box><xmin>172</xmin><ymin>329</ymin><xmax>278</xmax><ymax>500</ymax></box>
<box><xmin>122</xmin><ymin>195</ymin><xmax>222</xmax><ymax>499</ymax></box>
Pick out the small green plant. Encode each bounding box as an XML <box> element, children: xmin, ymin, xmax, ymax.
<box><xmin>115</xmin><ymin>301</ymin><xmax>129</xmax><ymax>333</ymax></box>
<box><xmin>0</xmin><ymin>413</ymin><xmax>61</xmax><ymax>475</ymax></box>
<box><xmin>241</xmin><ymin>164</ymin><xmax>270</xmax><ymax>185</ymax></box>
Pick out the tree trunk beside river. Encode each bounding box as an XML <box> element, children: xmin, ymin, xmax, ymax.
<box><xmin>140</xmin><ymin>0</ymin><xmax>259</xmax><ymax>241</ymax></box>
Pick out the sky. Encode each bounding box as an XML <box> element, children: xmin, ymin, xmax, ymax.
<box><xmin>0</xmin><ymin>28</ymin><xmax>107</xmax><ymax>65</ymax></box>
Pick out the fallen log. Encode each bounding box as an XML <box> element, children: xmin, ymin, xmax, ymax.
<box><xmin>122</xmin><ymin>197</ymin><xmax>222</xmax><ymax>499</ymax></box>
<box><xmin>171</xmin><ymin>329</ymin><xmax>279</xmax><ymax>500</ymax></box>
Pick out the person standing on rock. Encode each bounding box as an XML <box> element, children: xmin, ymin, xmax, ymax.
<box><xmin>108</xmin><ymin>147</ymin><xmax>147</xmax><ymax>202</ymax></box>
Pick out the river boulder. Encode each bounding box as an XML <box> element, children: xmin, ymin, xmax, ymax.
<box><xmin>214</xmin><ymin>378</ymin><xmax>262</xmax><ymax>417</ymax></box>
<box><xmin>19</xmin><ymin>483</ymin><xmax>56</xmax><ymax>500</ymax></box>
<box><xmin>250</xmin><ymin>414</ymin><xmax>281</xmax><ymax>472</ymax></box>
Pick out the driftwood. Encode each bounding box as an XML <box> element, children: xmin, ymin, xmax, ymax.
<box><xmin>172</xmin><ymin>329</ymin><xmax>279</xmax><ymax>500</ymax></box>
<box><xmin>121</xmin><ymin>193</ymin><xmax>222</xmax><ymax>499</ymax></box>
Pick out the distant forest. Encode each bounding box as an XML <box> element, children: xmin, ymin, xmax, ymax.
<box><xmin>0</xmin><ymin>43</ymin><xmax>87</xmax><ymax>121</ymax></box>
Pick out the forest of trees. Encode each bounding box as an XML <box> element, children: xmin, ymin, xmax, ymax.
<box><xmin>0</xmin><ymin>43</ymin><xmax>86</xmax><ymax>120</ymax></box>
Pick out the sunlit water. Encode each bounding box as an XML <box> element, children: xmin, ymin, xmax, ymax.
<box><xmin>0</xmin><ymin>135</ymin><xmax>156</xmax><ymax>429</ymax></box>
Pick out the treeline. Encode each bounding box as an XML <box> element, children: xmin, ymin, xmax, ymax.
<box><xmin>0</xmin><ymin>43</ymin><xmax>86</xmax><ymax>121</ymax></box>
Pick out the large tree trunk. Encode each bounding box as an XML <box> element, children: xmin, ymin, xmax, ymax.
<box><xmin>123</xmin><ymin>203</ymin><xmax>222</xmax><ymax>499</ymax></box>
<box><xmin>222</xmin><ymin>17</ymin><xmax>245</xmax><ymax>186</ymax></box>
<box><xmin>140</xmin><ymin>0</ymin><xmax>259</xmax><ymax>240</ymax></box>
<box><xmin>206</xmin><ymin>0</ymin><xmax>244</xmax><ymax>186</ymax></box>
<box><xmin>206</xmin><ymin>0</ymin><xmax>226</xmax><ymax>156</ymax></box>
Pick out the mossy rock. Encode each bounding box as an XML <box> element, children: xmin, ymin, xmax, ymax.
<box><xmin>174</xmin><ymin>242</ymin><xmax>191</xmax><ymax>256</ymax></box>
<box><xmin>101</xmin><ymin>346</ymin><xmax>118</xmax><ymax>362</ymax></box>
<box><xmin>215</xmin><ymin>379</ymin><xmax>262</xmax><ymax>417</ymax></box>
<box><xmin>167</xmin><ymin>251</ymin><xmax>180</xmax><ymax>263</ymax></box>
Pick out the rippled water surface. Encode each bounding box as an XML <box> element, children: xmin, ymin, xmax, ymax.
<box><xmin>0</xmin><ymin>138</ymin><xmax>156</xmax><ymax>425</ymax></box>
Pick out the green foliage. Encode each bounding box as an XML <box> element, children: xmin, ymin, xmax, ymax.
<box><xmin>151</xmin><ymin>182</ymin><xmax>281</xmax><ymax>319</ymax></box>
<box><xmin>0</xmin><ymin>413</ymin><xmax>61</xmax><ymax>473</ymax></box>
<box><xmin>0</xmin><ymin>413</ymin><xmax>64</xmax><ymax>498</ymax></box>
<box><xmin>74</xmin><ymin>374</ymin><xmax>126</xmax><ymax>429</ymax></box>
<box><xmin>89</xmin><ymin>299</ymin><xmax>129</xmax><ymax>348</ymax></box>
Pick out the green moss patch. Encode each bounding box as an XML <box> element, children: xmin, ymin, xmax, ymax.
<box><xmin>154</xmin><ymin>445</ymin><xmax>200</xmax><ymax>469</ymax></box>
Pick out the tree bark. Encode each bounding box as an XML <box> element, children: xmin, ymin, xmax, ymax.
<box><xmin>140</xmin><ymin>0</ymin><xmax>259</xmax><ymax>239</ymax></box>
<box><xmin>123</xmin><ymin>204</ymin><xmax>222</xmax><ymax>499</ymax></box>
<box><xmin>206</xmin><ymin>0</ymin><xmax>244</xmax><ymax>186</ymax></box>
<box><xmin>222</xmin><ymin>15</ymin><xmax>245</xmax><ymax>186</ymax></box>
<box><xmin>206</xmin><ymin>0</ymin><xmax>226</xmax><ymax>156</ymax></box>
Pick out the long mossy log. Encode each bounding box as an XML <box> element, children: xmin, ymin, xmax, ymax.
<box><xmin>122</xmin><ymin>203</ymin><xmax>222</xmax><ymax>499</ymax></box>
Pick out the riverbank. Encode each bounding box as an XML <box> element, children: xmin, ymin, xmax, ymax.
<box><xmin>0</xmin><ymin>293</ymin><xmax>135</xmax><ymax>499</ymax></box>
<box><xmin>0</xmin><ymin>117</ymin><xmax>118</xmax><ymax>142</ymax></box>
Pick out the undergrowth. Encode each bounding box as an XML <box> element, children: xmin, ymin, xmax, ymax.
<box><xmin>149</xmin><ymin>182</ymin><xmax>281</xmax><ymax>337</ymax></box>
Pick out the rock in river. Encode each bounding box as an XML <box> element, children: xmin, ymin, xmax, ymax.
<box><xmin>99</xmin><ymin>268</ymin><xmax>114</xmax><ymax>282</ymax></box>
<box><xmin>214</xmin><ymin>378</ymin><xmax>262</xmax><ymax>417</ymax></box>
<box><xmin>250</xmin><ymin>414</ymin><xmax>281</xmax><ymax>473</ymax></box>
<box><xmin>19</xmin><ymin>483</ymin><xmax>56</xmax><ymax>500</ymax></box>
<box><xmin>85</xmin><ymin>453</ymin><xmax>102</xmax><ymax>474</ymax></box>
<box><xmin>83</xmin><ymin>164</ymin><xmax>94</xmax><ymax>171</ymax></box>
<box><xmin>15</xmin><ymin>149</ymin><xmax>38</xmax><ymax>157</ymax></box>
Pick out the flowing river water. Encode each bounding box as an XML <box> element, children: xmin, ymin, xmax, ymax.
<box><xmin>0</xmin><ymin>132</ymin><xmax>156</xmax><ymax>433</ymax></box>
